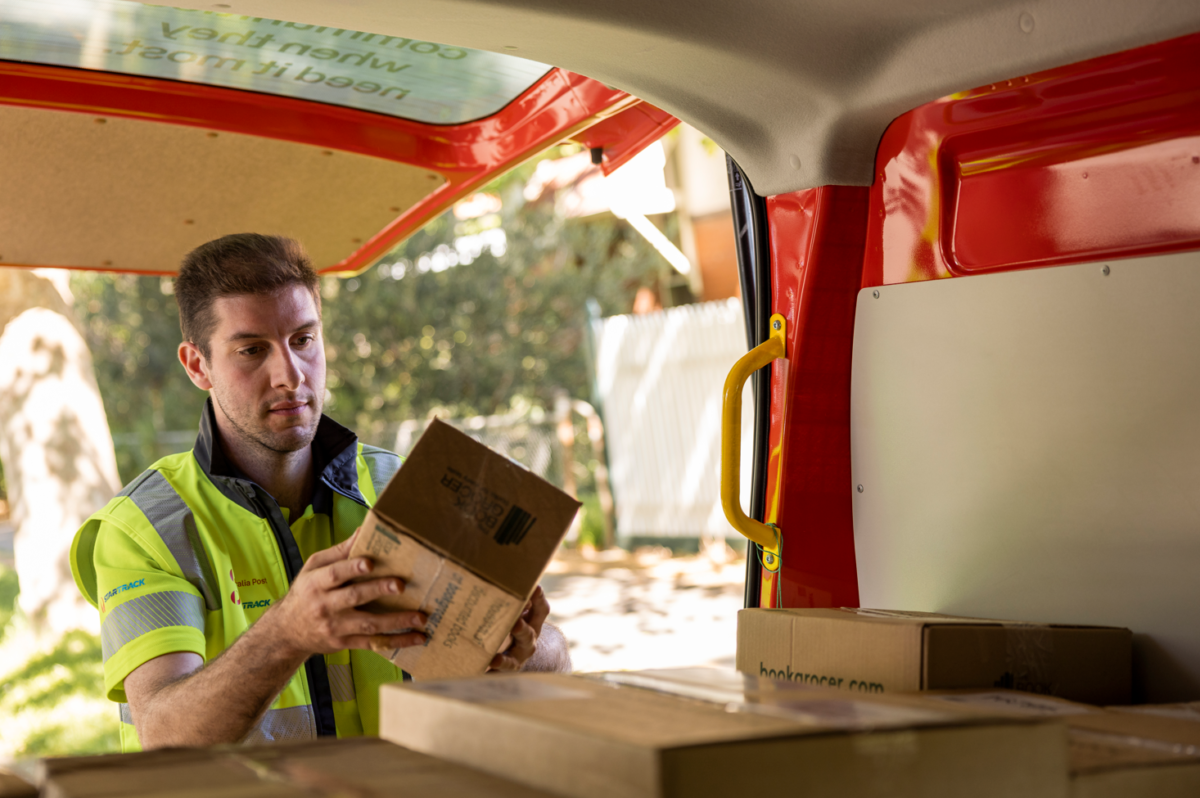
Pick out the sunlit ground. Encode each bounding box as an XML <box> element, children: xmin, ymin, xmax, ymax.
<box><xmin>0</xmin><ymin>545</ymin><xmax>744</xmax><ymax>764</ymax></box>
<box><xmin>544</xmin><ymin>545</ymin><xmax>744</xmax><ymax>672</ymax></box>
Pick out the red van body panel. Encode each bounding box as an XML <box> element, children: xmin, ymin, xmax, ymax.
<box><xmin>760</xmin><ymin>187</ymin><xmax>866</xmax><ymax>608</ymax></box>
<box><xmin>764</xmin><ymin>31</ymin><xmax>1200</xmax><ymax>607</ymax></box>
<box><xmin>866</xmin><ymin>30</ymin><xmax>1200</xmax><ymax>288</ymax></box>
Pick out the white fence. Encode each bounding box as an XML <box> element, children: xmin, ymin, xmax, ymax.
<box><xmin>594</xmin><ymin>298</ymin><xmax>754</xmax><ymax>540</ymax></box>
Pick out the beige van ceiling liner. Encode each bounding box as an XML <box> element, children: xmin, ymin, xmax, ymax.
<box><xmin>0</xmin><ymin>104</ymin><xmax>442</xmax><ymax>273</ymax></box>
<box><xmin>185</xmin><ymin>0</ymin><xmax>1200</xmax><ymax>196</ymax></box>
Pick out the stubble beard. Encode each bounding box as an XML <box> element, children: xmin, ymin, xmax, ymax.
<box><xmin>212</xmin><ymin>386</ymin><xmax>322</xmax><ymax>457</ymax></box>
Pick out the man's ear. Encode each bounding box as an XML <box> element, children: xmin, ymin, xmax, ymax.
<box><xmin>178</xmin><ymin>341</ymin><xmax>213</xmax><ymax>390</ymax></box>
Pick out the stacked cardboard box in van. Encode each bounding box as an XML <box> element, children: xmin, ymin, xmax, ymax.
<box><xmin>0</xmin><ymin>769</ymin><xmax>35</xmax><ymax>798</ymax></box>
<box><xmin>37</xmin><ymin>737</ymin><xmax>555</xmax><ymax>798</ymax></box>
<box><xmin>922</xmin><ymin>691</ymin><xmax>1200</xmax><ymax>797</ymax></box>
<box><xmin>737</xmin><ymin>608</ymin><xmax>1132</xmax><ymax>704</ymax></box>
<box><xmin>380</xmin><ymin>669</ymin><xmax>1070</xmax><ymax>798</ymax></box>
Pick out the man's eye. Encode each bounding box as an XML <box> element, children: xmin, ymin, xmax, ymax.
<box><xmin>295</xmin><ymin>335</ymin><xmax>315</xmax><ymax>347</ymax></box>
<box><xmin>239</xmin><ymin>346</ymin><xmax>263</xmax><ymax>357</ymax></box>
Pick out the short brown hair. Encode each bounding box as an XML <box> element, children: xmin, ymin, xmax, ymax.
<box><xmin>176</xmin><ymin>234</ymin><xmax>320</xmax><ymax>357</ymax></box>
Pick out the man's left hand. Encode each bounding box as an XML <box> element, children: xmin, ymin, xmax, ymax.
<box><xmin>488</xmin><ymin>585</ymin><xmax>550</xmax><ymax>672</ymax></box>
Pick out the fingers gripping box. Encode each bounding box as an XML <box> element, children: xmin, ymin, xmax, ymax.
<box><xmin>349</xmin><ymin>419</ymin><xmax>580</xmax><ymax>679</ymax></box>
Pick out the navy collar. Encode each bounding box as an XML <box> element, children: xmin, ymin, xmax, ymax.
<box><xmin>193</xmin><ymin>398</ymin><xmax>367</xmax><ymax>515</ymax></box>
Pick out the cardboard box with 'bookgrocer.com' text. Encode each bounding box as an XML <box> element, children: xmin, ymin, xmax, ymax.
<box><xmin>349</xmin><ymin>419</ymin><xmax>580</xmax><ymax>679</ymax></box>
<box><xmin>737</xmin><ymin>608</ymin><xmax>1132</xmax><ymax>705</ymax></box>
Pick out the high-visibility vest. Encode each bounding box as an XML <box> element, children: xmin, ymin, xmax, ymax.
<box><xmin>71</xmin><ymin>400</ymin><xmax>406</xmax><ymax>752</ymax></box>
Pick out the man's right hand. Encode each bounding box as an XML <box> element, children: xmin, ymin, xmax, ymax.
<box><xmin>125</xmin><ymin>531</ymin><xmax>426</xmax><ymax>749</ymax></box>
<box><xmin>266</xmin><ymin>532</ymin><xmax>428</xmax><ymax>657</ymax></box>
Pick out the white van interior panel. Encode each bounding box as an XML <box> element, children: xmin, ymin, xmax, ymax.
<box><xmin>851</xmin><ymin>252</ymin><xmax>1200</xmax><ymax>703</ymax></box>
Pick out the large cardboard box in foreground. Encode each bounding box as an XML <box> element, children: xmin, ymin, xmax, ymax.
<box><xmin>738</xmin><ymin>608</ymin><xmax>1132</xmax><ymax>704</ymax></box>
<box><xmin>350</xmin><ymin>419</ymin><xmax>580</xmax><ymax>679</ymax></box>
<box><xmin>0</xmin><ymin>769</ymin><xmax>34</xmax><ymax>798</ymax></box>
<box><xmin>381</xmin><ymin>670</ymin><xmax>1070</xmax><ymax>798</ymax></box>
<box><xmin>37</xmin><ymin>737</ymin><xmax>556</xmax><ymax>798</ymax></box>
<box><xmin>923</xmin><ymin>690</ymin><xmax>1200</xmax><ymax>798</ymax></box>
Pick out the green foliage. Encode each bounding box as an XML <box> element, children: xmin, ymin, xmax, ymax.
<box><xmin>323</xmin><ymin>188</ymin><xmax>668</xmax><ymax>444</ymax></box>
<box><xmin>0</xmin><ymin>565</ymin><xmax>18</xmax><ymax>641</ymax></box>
<box><xmin>71</xmin><ymin>273</ymin><xmax>206</xmax><ymax>480</ymax></box>
<box><xmin>576</xmin><ymin>493</ymin><xmax>606</xmax><ymax>549</ymax></box>
<box><xmin>0</xmin><ymin>629</ymin><xmax>119</xmax><ymax>757</ymax></box>
<box><xmin>4</xmin><ymin>631</ymin><xmax>105</xmax><ymax>712</ymax></box>
<box><xmin>0</xmin><ymin>574</ymin><xmax>119</xmax><ymax>758</ymax></box>
<box><xmin>74</xmin><ymin>148</ymin><xmax>670</xmax><ymax>482</ymax></box>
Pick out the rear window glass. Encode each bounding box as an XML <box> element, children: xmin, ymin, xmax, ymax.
<box><xmin>0</xmin><ymin>0</ymin><xmax>553</xmax><ymax>125</ymax></box>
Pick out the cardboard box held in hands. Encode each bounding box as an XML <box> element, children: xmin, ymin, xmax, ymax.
<box><xmin>349</xmin><ymin>419</ymin><xmax>580</xmax><ymax>679</ymax></box>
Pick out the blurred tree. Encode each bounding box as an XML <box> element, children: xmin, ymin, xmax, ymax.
<box><xmin>322</xmin><ymin>168</ymin><xmax>671</xmax><ymax>444</ymax></box>
<box><xmin>0</xmin><ymin>270</ymin><xmax>118</xmax><ymax>635</ymax></box>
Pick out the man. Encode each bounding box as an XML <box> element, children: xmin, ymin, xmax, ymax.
<box><xmin>71</xmin><ymin>234</ymin><xmax>570</xmax><ymax>752</ymax></box>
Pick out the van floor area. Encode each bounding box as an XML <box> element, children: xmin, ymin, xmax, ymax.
<box><xmin>542</xmin><ymin>546</ymin><xmax>744</xmax><ymax>672</ymax></box>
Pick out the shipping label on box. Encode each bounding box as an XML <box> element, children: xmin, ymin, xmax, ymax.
<box><xmin>737</xmin><ymin>607</ymin><xmax>1132</xmax><ymax>704</ymax></box>
<box><xmin>350</xmin><ymin>419</ymin><xmax>580</xmax><ymax>679</ymax></box>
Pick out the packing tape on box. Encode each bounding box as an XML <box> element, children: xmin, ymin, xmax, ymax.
<box><xmin>1118</xmin><ymin>704</ymin><xmax>1200</xmax><ymax>722</ymax></box>
<box><xmin>926</xmin><ymin>691</ymin><xmax>1093</xmax><ymax>717</ymax></box>
<box><xmin>1068</xmin><ymin>728</ymin><xmax>1200</xmax><ymax>763</ymax></box>
<box><xmin>229</xmin><ymin>751</ymin><xmax>375</xmax><ymax>796</ymax></box>
<box><xmin>999</xmin><ymin>623</ymin><xmax>1057</xmax><ymax>696</ymax></box>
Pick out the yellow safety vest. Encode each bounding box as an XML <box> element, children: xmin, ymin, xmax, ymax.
<box><xmin>71</xmin><ymin>400</ymin><xmax>406</xmax><ymax>752</ymax></box>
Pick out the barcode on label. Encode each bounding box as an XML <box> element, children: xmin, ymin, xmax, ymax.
<box><xmin>494</xmin><ymin>505</ymin><xmax>536</xmax><ymax>545</ymax></box>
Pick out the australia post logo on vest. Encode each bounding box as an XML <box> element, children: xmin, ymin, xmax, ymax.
<box><xmin>229</xmin><ymin>569</ymin><xmax>271</xmax><ymax>609</ymax></box>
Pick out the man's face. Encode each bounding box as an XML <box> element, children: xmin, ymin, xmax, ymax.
<box><xmin>187</xmin><ymin>285</ymin><xmax>326</xmax><ymax>455</ymax></box>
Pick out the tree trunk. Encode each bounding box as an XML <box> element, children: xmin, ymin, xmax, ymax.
<box><xmin>0</xmin><ymin>269</ymin><xmax>119</xmax><ymax>635</ymax></box>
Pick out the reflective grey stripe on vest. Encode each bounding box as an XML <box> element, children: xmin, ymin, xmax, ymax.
<box><xmin>101</xmin><ymin>590</ymin><xmax>205</xmax><ymax>662</ymax></box>
<box><xmin>326</xmin><ymin>662</ymin><xmax>356</xmax><ymax>703</ymax></box>
<box><xmin>243</xmin><ymin>705</ymin><xmax>317</xmax><ymax>743</ymax></box>
<box><xmin>360</xmin><ymin>446</ymin><xmax>401</xmax><ymax>503</ymax></box>
<box><xmin>121</xmin><ymin>703</ymin><xmax>315</xmax><ymax>745</ymax></box>
<box><xmin>125</xmin><ymin>470</ymin><xmax>220</xmax><ymax>611</ymax></box>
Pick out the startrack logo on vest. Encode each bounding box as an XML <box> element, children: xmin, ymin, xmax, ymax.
<box><xmin>103</xmin><ymin>578</ymin><xmax>146</xmax><ymax>602</ymax></box>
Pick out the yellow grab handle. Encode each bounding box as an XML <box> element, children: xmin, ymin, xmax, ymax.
<box><xmin>721</xmin><ymin>313</ymin><xmax>786</xmax><ymax>553</ymax></box>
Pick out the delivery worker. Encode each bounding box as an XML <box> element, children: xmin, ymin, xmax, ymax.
<box><xmin>71</xmin><ymin>234</ymin><xmax>571</xmax><ymax>752</ymax></box>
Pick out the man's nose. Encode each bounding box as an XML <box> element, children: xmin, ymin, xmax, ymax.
<box><xmin>270</xmin><ymin>345</ymin><xmax>305</xmax><ymax>391</ymax></box>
